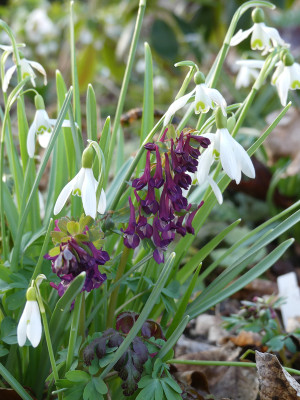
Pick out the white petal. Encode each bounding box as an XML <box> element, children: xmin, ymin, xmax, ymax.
<box><xmin>276</xmin><ymin>68</ymin><xmax>290</xmax><ymax>106</ymax></box>
<box><xmin>251</xmin><ymin>23</ymin><xmax>269</xmax><ymax>50</ymax></box>
<box><xmin>197</xmin><ymin>146</ymin><xmax>214</xmax><ymax>185</ymax></box>
<box><xmin>230</xmin><ymin>26</ymin><xmax>254</xmax><ymax>46</ymax></box>
<box><xmin>207</xmin><ymin>176</ymin><xmax>223</xmax><ymax>205</ymax></box>
<box><xmin>263</xmin><ymin>26</ymin><xmax>285</xmax><ymax>47</ymax></box>
<box><xmin>219</xmin><ymin>128</ymin><xmax>240</xmax><ymax>183</ymax></box>
<box><xmin>97</xmin><ymin>189</ymin><xmax>106</xmax><ymax>214</ymax></box>
<box><xmin>2</xmin><ymin>65</ymin><xmax>16</xmax><ymax>92</ymax></box>
<box><xmin>26</xmin><ymin>301</ymin><xmax>42</xmax><ymax>348</ymax></box>
<box><xmin>37</xmin><ymin>130</ymin><xmax>52</xmax><ymax>148</ymax></box>
<box><xmin>82</xmin><ymin>168</ymin><xmax>97</xmax><ymax>218</ymax></box>
<box><xmin>194</xmin><ymin>85</ymin><xmax>211</xmax><ymax>114</ymax></box>
<box><xmin>206</xmin><ymin>87</ymin><xmax>227</xmax><ymax>116</ymax></box>
<box><xmin>49</xmin><ymin>119</ymin><xmax>72</xmax><ymax>128</ymax></box>
<box><xmin>28</xmin><ymin>60</ymin><xmax>47</xmax><ymax>85</ymax></box>
<box><xmin>236</xmin><ymin>60</ymin><xmax>264</xmax><ymax>69</ymax></box>
<box><xmin>27</xmin><ymin>119</ymin><xmax>37</xmax><ymax>158</ymax></box>
<box><xmin>53</xmin><ymin>174</ymin><xmax>78</xmax><ymax>215</ymax></box>
<box><xmin>164</xmin><ymin>89</ymin><xmax>195</xmax><ymax>126</ymax></box>
<box><xmin>17</xmin><ymin>302</ymin><xmax>32</xmax><ymax>347</ymax></box>
<box><xmin>271</xmin><ymin>61</ymin><xmax>284</xmax><ymax>85</ymax></box>
<box><xmin>233</xmin><ymin>140</ymin><xmax>255</xmax><ymax>179</ymax></box>
<box><xmin>289</xmin><ymin>63</ymin><xmax>300</xmax><ymax>90</ymax></box>
<box><xmin>236</xmin><ymin>67</ymin><xmax>251</xmax><ymax>89</ymax></box>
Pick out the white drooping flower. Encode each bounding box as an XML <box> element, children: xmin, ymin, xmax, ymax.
<box><xmin>17</xmin><ymin>288</ymin><xmax>42</xmax><ymax>348</ymax></box>
<box><xmin>54</xmin><ymin>147</ymin><xmax>106</xmax><ymax>219</ymax></box>
<box><xmin>271</xmin><ymin>55</ymin><xmax>300</xmax><ymax>106</ymax></box>
<box><xmin>235</xmin><ymin>59</ymin><xmax>264</xmax><ymax>89</ymax></box>
<box><xmin>27</xmin><ymin>95</ymin><xmax>71</xmax><ymax>158</ymax></box>
<box><xmin>3</xmin><ymin>57</ymin><xmax>47</xmax><ymax>92</ymax></box>
<box><xmin>164</xmin><ymin>71</ymin><xmax>227</xmax><ymax>126</ymax></box>
<box><xmin>197</xmin><ymin>110</ymin><xmax>255</xmax><ymax>203</ymax></box>
<box><xmin>230</xmin><ymin>8</ymin><xmax>286</xmax><ymax>55</ymax></box>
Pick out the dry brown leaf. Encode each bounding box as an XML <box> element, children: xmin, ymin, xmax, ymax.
<box><xmin>227</xmin><ymin>330</ymin><xmax>262</xmax><ymax>347</ymax></box>
<box><xmin>256</xmin><ymin>350</ymin><xmax>300</xmax><ymax>399</ymax></box>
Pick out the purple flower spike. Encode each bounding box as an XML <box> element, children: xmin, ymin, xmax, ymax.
<box><xmin>149</xmin><ymin>145</ymin><xmax>164</xmax><ymax>189</ymax></box>
<box><xmin>186</xmin><ymin>201</ymin><xmax>204</xmax><ymax>234</ymax></box>
<box><xmin>122</xmin><ymin>197</ymin><xmax>140</xmax><ymax>249</ymax></box>
<box><xmin>132</xmin><ymin>151</ymin><xmax>151</xmax><ymax>190</ymax></box>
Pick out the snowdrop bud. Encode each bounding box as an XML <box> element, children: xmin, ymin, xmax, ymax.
<box><xmin>283</xmin><ymin>52</ymin><xmax>294</xmax><ymax>67</ymax></box>
<box><xmin>215</xmin><ymin>107</ymin><xmax>227</xmax><ymax>129</ymax></box>
<box><xmin>82</xmin><ymin>146</ymin><xmax>94</xmax><ymax>168</ymax></box>
<box><xmin>194</xmin><ymin>71</ymin><xmax>205</xmax><ymax>85</ymax></box>
<box><xmin>252</xmin><ymin>8</ymin><xmax>264</xmax><ymax>23</ymax></box>
<box><xmin>26</xmin><ymin>287</ymin><xmax>36</xmax><ymax>301</ymax></box>
<box><xmin>34</xmin><ymin>94</ymin><xmax>45</xmax><ymax>110</ymax></box>
<box><xmin>227</xmin><ymin>115</ymin><xmax>236</xmax><ymax>133</ymax></box>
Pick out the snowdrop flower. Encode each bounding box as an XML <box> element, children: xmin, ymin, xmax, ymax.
<box><xmin>17</xmin><ymin>287</ymin><xmax>42</xmax><ymax>348</ymax></box>
<box><xmin>3</xmin><ymin>55</ymin><xmax>47</xmax><ymax>92</ymax></box>
<box><xmin>54</xmin><ymin>146</ymin><xmax>106</xmax><ymax>219</ymax></box>
<box><xmin>230</xmin><ymin>8</ymin><xmax>286</xmax><ymax>55</ymax></box>
<box><xmin>235</xmin><ymin>59</ymin><xmax>264</xmax><ymax>89</ymax></box>
<box><xmin>164</xmin><ymin>71</ymin><xmax>227</xmax><ymax>126</ymax></box>
<box><xmin>271</xmin><ymin>52</ymin><xmax>300</xmax><ymax>106</ymax></box>
<box><xmin>197</xmin><ymin>109</ymin><xmax>255</xmax><ymax>203</ymax></box>
<box><xmin>27</xmin><ymin>94</ymin><xmax>71</xmax><ymax>158</ymax></box>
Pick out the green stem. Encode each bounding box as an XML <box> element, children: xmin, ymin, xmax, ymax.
<box><xmin>167</xmin><ymin>359</ymin><xmax>300</xmax><ymax>376</ymax></box>
<box><xmin>37</xmin><ymin>295</ymin><xmax>62</xmax><ymax>400</ymax></box>
<box><xmin>65</xmin><ymin>292</ymin><xmax>83</xmax><ymax>371</ymax></box>
<box><xmin>104</xmin><ymin>0</ymin><xmax>146</xmax><ymax>188</ymax></box>
<box><xmin>31</xmin><ymin>219</ymin><xmax>53</xmax><ymax>281</ymax></box>
<box><xmin>106</xmin><ymin>246</ymin><xmax>130</xmax><ymax>327</ymax></box>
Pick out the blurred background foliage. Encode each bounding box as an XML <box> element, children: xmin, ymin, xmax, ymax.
<box><xmin>1</xmin><ymin>0</ymin><xmax>300</xmax><ymax>264</ymax></box>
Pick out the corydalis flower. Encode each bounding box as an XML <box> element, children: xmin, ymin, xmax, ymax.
<box><xmin>164</xmin><ymin>71</ymin><xmax>226</xmax><ymax>126</ymax></box>
<box><xmin>54</xmin><ymin>146</ymin><xmax>106</xmax><ymax>219</ymax></box>
<box><xmin>230</xmin><ymin>8</ymin><xmax>286</xmax><ymax>55</ymax></box>
<box><xmin>235</xmin><ymin>59</ymin><xmax>264</xmax><ymax>89</ymax></box>
<box><xmin>45</xmin><ymin>223</ymin><xmax>108</xmax><ymax>296</ymax></box>
<box><xmin>271</xmin><ymin>53</ymin><xmax>300</xmax><ymax>106</ymax></box>
<box><xmin>3</xmin><ymin>56</ymin><xmax>47</xmax><ymax>92</ymax></box>
<box><xmin>27</xmin><ymin>95</ymin><xmax>71</xmax><ymax>157</ymax></box>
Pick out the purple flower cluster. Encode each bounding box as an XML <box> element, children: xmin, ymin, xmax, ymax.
<box><xmin>122</xmin><ymin>130</ymin><xmax>210</xmax><ymax>263</ymax></box>
<box><xmin>45</xmin><ymin>223</ymin><xmax>109</xmax><ymax>296</ymax></box>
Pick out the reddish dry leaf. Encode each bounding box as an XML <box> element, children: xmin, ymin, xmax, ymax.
<box><xmin>227</xmin><ymin>330</ymin><xmax>262</xmax><ymax>347</ymax></box>
<box><xmin>256</xmin><ymin>351</ymin><xmax>300</xmax><ymax>399</ymax></box>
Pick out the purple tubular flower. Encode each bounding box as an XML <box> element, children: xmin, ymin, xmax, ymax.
<box><xmin>164</xmin><ymin>154</ymin><xmax>182</xmax><ymax>201</ymax></box>
<box><xmin>152</xmin><ymin>219</ymin><xmax>170</xmax><ymax>264</ymax></box>
<box><xmin>132</xmin><ymin>151</ymin><xmax>151</xmax><ymax>190</ymax></box>
<box><xmin>171</xmin><ymin>140</ymin><xmax>185</xmax><ymax>173</ymax></box>
<box><xmin>159</xmin><ymin>128</ymin><xmax>168</xmax><ymax>142</ymax></box>
<box><xmin>174</xmin><ymin>172</ymin><xmax>192</xmax><ymax>190</ymax></box>
<box><xmin>136</xmin><ymin>214</ymin><xmax>153</xmax><ymax>239</ymax></box>
<box><xmin>140</xmin><ymin>185</ymin><xmax>159</xmax><ymax>215</ymax></box>
<box><xmin>186</xmin><ymin>201</ymin><xmax>204</xmax><ymax>234</ymax></box>
<box><xmin>171</xmin><ymin>215</ymin><xmax>186</xmax><ymax>236</ymax></box>
<box><xmin>183</xmin><ymin>136</ymin><xmax>200</xmax><ymax>159</ymax></box>
<box><xmin>159</xmin><ymin>186</ymin><xmax>174</xmax><ymax>222</ymax></box>
<box><xmin>189</xmin><ymin>134</ymin><xmax>210</xmax><ymax>148</ymax></box>
<box><xmin>122</xmin><ymin>197</ymin><xmax>140</xmax><ymax>249</ymax></box>
<box><xmin>149</xmin><ymin>145</ymin><xmax>164</xmax><ymax>189</ymax></box>
<box><xmin>175</xmin><ymin>131</ymin><xmax>184</xmax><ymax>154</ymax></box>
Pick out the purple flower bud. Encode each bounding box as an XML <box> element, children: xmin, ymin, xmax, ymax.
<box><xmin>144</xmin><ymin>142</ymin><xmax>156</xmax><ymax>151</ymax></box>
<box><xmin>122</xmin><ymin>197</ymin><xmax>140</xmax><ymax>249</ymax></box>
<box><xmin>183</xmin><ymin>136</ymin><xmax>200</xmax><ymax>159</ymax></box>
<box><xmin>159</xmin><ymin>186</ymin><xmax>174</xmax><ymax>222</ymax></box>
<box><xmin>189</xmin><ymin>134</ymin><xmax>210</xmax><ymax>148</ymax></box>
<box><xmin>140</xmin><ymin>185</ymin><xmax>159</xmax><ymax>215</ymax></box>
<box><xmin>159</xmin><ymin>128</ymin><xmax>168</xmax><ymax>143</ymax></box>
<box><xmin>171</xmin><ymin>139</ymin><xmax>185</xmax><ymax>173</ymax></box>
<box><xmin>174</xmin><ymin>172</ymin><xmax>192</xmax><ymax>190</ymax></box>
<box><xmin>175</xmin><ymin>131</ymin><xmax>184</xmax><ymax>154</ymax></box>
